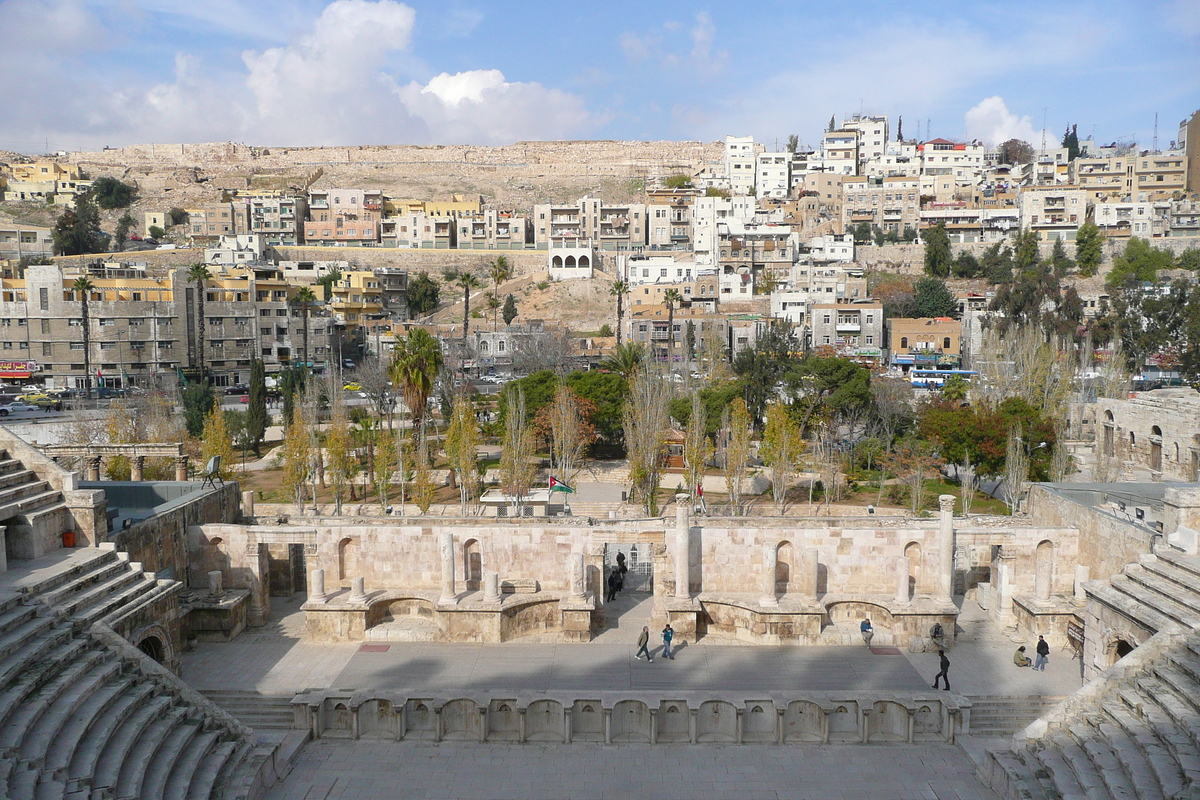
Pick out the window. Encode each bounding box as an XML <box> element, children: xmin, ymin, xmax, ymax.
<box><xmin>276</xmin><ymin>309</ymin><xmax>288</xmax><ymax>317</ymax></box>
<box><xmin>38</xmin><ymin>287</ymin><xmax>48</xmax><ymax>311</ymax></box>
<box><xmin>41</xmin><ymin>319</ymin><xmax>50</xmax><ymax>335</ymax></box>
<box><xmin>865</xmin><ymin>336</ymin><xmax>874</xmax><ymax>345</ymax></box>
<box><xmin>943</xmin><ymin>337</ymin><xmax>951</xmax><ymax>349</ymax></box>
<box><xmin>99</xmin><ymin>342</ymin><xmax>116</xmax><ymax>350</ymax></box>
<box><xmin>260</xmin><ymin>309</ymin><xmax>271</xmax><ymax>317</ymax></box>
<box><xmin>70</xmin><ymin>342</ymin><xmax>84</xmax><ymax>350</ymax></box>
<box><xmin>900</xmin><ymin>337</ymin><xmax>908</xmax><ymax>348</ymax></box>
<box><xmin>98</xmin><ymin>318</ymin><xmax>115</xmax><ymax>327</ymax></box>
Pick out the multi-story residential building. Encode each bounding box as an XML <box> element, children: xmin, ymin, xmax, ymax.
<box><xmin>454</xmin><ymin>210</ymin><xmax>530</xmax><ymax>250</ymax></box>
<box><xmin>1179</xmin><ymin>109</ymin><xmax>1200</xmax><ymax>193</ymax></box>
<box><xmin>205</xmin><ymin>234</ymin><xmax>266</xmax><ymax>266</ymax></box>
<box><xmin>374</xmin><ymin>267</ymin><xmax>410</xmax><ymax>320</ymax></box>
<box><xmin>755</xmin><ymin>153</ymin><xmax>790</xmax><ymax>199</ymax></box>
<box><xmin>725</xmin><ymin>135</ymin><xmax>757</xmax><ymax>195</ymax></box>
<box><xmin>186</xmin><ymin>203</ymin><xmax>250</xmax><ymax>245</ymax></box>
<box><xmin>1018</xmin><ymin>186</ymin><xmax>1087</xmax><ymax>239</ymax></box>
<box><xmin>380</xmin><ymin>213</ymin><xmax>456</xmax><ymax>248</ymax></box>
<box><xmin>919</xmin><ymin>139</ymin><xmax>986</xmax><ymax>186</ymax></box>
<box><xmin>1092</xmin><ymin>200</ymin><xmax>1171</xmax><ymax>239</ymax></box>
<box><xmin>532</xmin><ymin>198</ymin><xmax>647</xmax><ymax>251</ymax></box>
<box><xmin>386</xmin><ymin>195</ymin><xmax>483</xmax><ymax>218</ymax></box>
<box><xmin>807</xmin><ymin>234</ymin><xmax>855</xmax><ymax>262</ymax></box>
<box><xmin>246</xmin><ymin>192</ymin><xmax>307</xmax><ymax>246</ymax></box>
<box><xmin>622</xmin><ymin>255</ymin><xmax>700</xmax><ymax>286</ymax></box>
<box><xmin>865</xmin><ymin>140</ymin><xmax>920</xmax><ymax>178</ymax></box>
<box><xmin>841</xmin><ymin>176</ymin><xmax>921</xmax><ymax>235</ymax></box>
<box><xmin>303</xmin><ymin>188</ymin><xmax>380</xmax><ymax>247</ymax></box>
<box><xmin>278</xmin><ymin>259</ymin><xmax>345</xmax><ymax>283</ymax></box>
<box><xmin>808</xmin><ymin>301</ymin><xmax>884</xmax><ymax>361</ymax></box>
<box><xmin>628</xmin><ymin>276</ymin><xmax>719</xmax><ymax>310</ymax></box>
<box><xmin>328</xmin><ymin>270</ymin><xmax>383</xmax><ymax>337</ymax></box>
<box><xmin>692</xmin><ymin>195</ymin><xmax>758</xmax><ymax>264</ymax></box>
<box><xmin>717</xmin><ymin>222</ymin><xmax>795</xmax><ymax>290</ymax></box>
<box><xmin>887</xmin><ymin>317</ymin><xmax>962</xmax><ymax>371</ymax></box>
<box><xmin>2</xmin><ymin>162</ymin><xmax>92</xmax><ymax>206</ymax></box>
<box><xmin>1032</xmin><ymin>147</ymin><xmax>1071</xmax><ymax>185</ymax></box>
<box><xmin>628</xmin><ymin>306</ymin><xmax>730</xmax><ymax>364</ymax></box>
<box><xmin>646</xmin><ymin>188</ymin><xmax>699</xmax><ymax>251</ymax></box>
<box><xmin>841</xmin><ymin>115</ymin><xmax>889</xmax><ymax>164</ymax></box>
<box><xmin>0</xmin><ymin>223</ymin><xmax>54</xmax><ymax>261</ymax></box>
<box><xmin>796</xmin><ymin>174</ymin><xmax>845</xmax><ymax>229</ymax></box>
<box><xmin>1071</xmin><ymin>153</ymin><xmax>1136</xmax><ymax>201</ymax></box>
<box><xmin>1134</xmin><ymin>150</ymin><xmax>1187</xmax><ymax>200</ymax></box>
<box><xmin>822</xmin><ymin>129</ymin><xmax>860</xmax><ymax>175</ymax></box>
<box><xmin>1168</xmin><ymin>200</ymin><xmax>1200</xmax><ymax>238</ymax></box>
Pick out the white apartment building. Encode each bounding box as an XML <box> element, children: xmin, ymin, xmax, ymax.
<box><xmin>842</xmin><ymin>176</ymin><xmax>921</xmax><ymax>235</ymax></box>
<box><xmin>841</xmin><ymin>115</ymin><xmax>889</xmax><ymax>164</ymax></box>
<box><xmin>692</xmin><ymin>195</ymin><xmax>758</xmax><ymax>265</ymax></box>
<box><xmin>532</xmin><ymin>197</ymin><xmax>647</xmax><ymax>251</ymax></box>
<box><xmin>756</xmin><ymin>152</ymin><xmax>791</xmax><ymax>199</ymax></box>
<box><xmin>1093</xmin><ymin>200</ymin><xmax>1171</xmax><ymax>239</ymax></box>
<box><xmin>725</xmin><ymin>135</ymin><xmax>758</xmax><ymax>195</ymax></box>
<box><xmin>646</xmin><ymin>189</ymin><xmax>700</xmax><ymax>250</ymax></box>
<box><xmin>919</xmin><ymin>139</ymin><xmax>986</xmax><ymax>186</ymax></box>
<box><xmin>822</xmin><ymin>129</ymin><xmax>860</xmax><ymax>175</ymax></box>
<box><xmin>866</xmin><ymin>141</ymin><xmax>920</xmax><ymax>178</ymax></box>
<box><xmin>1018</xmin><ymin>186</ymin><xmax>1088</xmax><ymax>239</ymax></box>
<box><xmin>808</xmin><ymin>234</ymin><xmax>855</xmax><ymax>262</ymax></box>
<box><xmin>205</xmin><ymin>234</ymin><xmax>266</xmax><ymax>266</ymax></box>
<box><xmin>620</xmin><ymin>255</ymin><xmax>699</xmax><ymax>286</ymax></box>
<box><xmin>1032</xmin><ymin>147</ymin><xmax>1071</xmax><ymax>185</ymax></box>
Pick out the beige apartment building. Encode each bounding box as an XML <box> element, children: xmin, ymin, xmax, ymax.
<box><xmin>304</xmin><ymin>189</ymin><xmax>382</xmax><ymax>247</ymax></box>
<box><xmin>245</xmin><ymin>192</ymin><xmax>308</xmax><ymax>247</ymax></box>
<box><xmin>646</xmin><ymin>188</ymin><xmax>700</xmax><ymax>250</ymax></box>
<box><xmin>1134</xmin><ymin>151</ymin><xmax>1187</xmax><ymax>200</ymax></box>
<box><xmin>808</xmin><ymin>302</ymin><xmax>884</xmax><ymax>362</ymax></box>
<box><xmin>628</xmin><ymin>276</ymin><xmax>719</xmax><ymax>310</ymax></box>
<box><xmin>186</xmin><ymin>203</ymin><xmax>250</xmax><ymax>245</ymax></box>
<box><xmin>1018</xmin><ymin>186</ymin><xmax>1088</xmax><ymax>240</ymax></box>
<box><xmin>887</xmin><ymin>317</ymin><xmax>962</xmax><ymax>370</ymax></box>
<box><xmin>454</xmin><ymin>210</ymin><xmax>530</xmax><ymax>250</ymax></box>
<box><xmin>532</xmin><ymin>198</ymin><xmax>648</xmax><ymax>251</ymax></box>
<box><xmin>841</xmin><ymin>176</ymin><xmax>921</xmax><ymax>235</ymax></box>
<box><xmin>1071</xmin><ymin>154</ymin><xmax>1135</xmax><ymax>201</ymax></box>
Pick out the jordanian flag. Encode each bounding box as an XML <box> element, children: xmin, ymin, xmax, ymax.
<box><xmin>548</xmin><ymin>476</ymin><xmax>575</xmax><ymax>493</ymax></box>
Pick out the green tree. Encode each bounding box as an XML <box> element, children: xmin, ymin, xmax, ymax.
<box><xmin>247</xmin><ymin>358</ymin><xmax>268</xmax><ymax>455</ymax></box>
<box><xmin>1107</xmin><ymin>237</ymin><xmax>1175</xmax><ymax>287</ymax></box>
<box><xmin>291</xmin><ymin>286</ymin><xmax>318</xmax><ymax>370</ymax></box>
<box><xmin>168</xmin><ymin>207</ymin><xmax>189</xmax><ymax>226</ymax></box>
<box><xmin>71</xmin><ymin>276</ymin><xmax>94</xmax><ymax>399</ymax></box>
<box><xmin>52</xmin><ymin>195</ymin><xmax>107</xmax><ymax>255</ymax></box>
<box><xmin>488</xmin><ymin>256</ymin><xmax>513</xmax><ymax>329</ymax></box>
<box><xmin>408</xmin><ymin>272</ymin><xmax>441</xmax><ymax>316</ymax></box>
<box><xmin>148</xmin><ymin>225</ymin><xmax>165</xmax><ymax>240</ymax></box>
<box><xmin>279</xmin><ymin>366</ymin><xmax>304</xmax><ymax>428</ymax></box>
<box><xmin>1177</xmin><ymin>249</ymin><xmax>1200</xmax><ymax>271</ymax></box>
<box><xmin>732</xmin><ymin>321</ymin><xmax>800</xmax><ymax>425</ymax></box>
<box><xmin>662</xmin><ymin>288</ymin><xmax>682</xmax><ymax>359</ymax></box>
<box><xmin>113</xmin><ymin>212</ymin><xmax>135</xmax><ymax>252</ymax></box>
<box><xmin>316</xmin><ymin>267</ymin><xmax>343</xmax><ymax>302</ymax></box>
<box><xmin>785</xmin><ymin>354</ymin><xmax>873</xmax><ymax>435</ymax></box>
<box><xmin>443</xmin><ymin>268</ymin><xmax>482</xmax><ymax>338</ymax></box>
<box><xmin>90</xmin><ymin>176</ymin><xmax>137</xmax><ymax>209</ymax></box>
<box><xmin>941</xmin><ymin>373</ymin><xmax>970</xmax><ymax>402</ymax></box>
<box><xmin>281</xmin><ymin>414</ymin><xmax>312</xmax><ymax>511</ymax></box>
<box><xmin>922</xmin><ymin>223</ymin><xmax>952</xmax><ymax>277</ymax></box>
<box><xmin>601</xmin><ymin>342</ymin><xmax>645</xmax><ymax>381</ymax></box>
<box><xmin>608</xmin><ymin>279</ymin><xmax>629</xmax><ymax>346</ymax></box>
<box><xmin>187</xmin><ymin>263</ymin><xmax>212</xmax><ymax>374</ymax></box>
<box><xmin>1013</xmin><ymin>231</ymin><xmax>1041</xmax><ymax>277</ymax></box>
<box><xmin>390</xmin><ymin>328</ymin><xmax>444</xmax><ymax>434</ymax></box>
<box><xmin>663</xmin><ymin>174</ymin><xmax>692</xmax><ymax>189</ymax></box>
<box><xmin>1061</xmin><ymin>123</ymin><xmax>1081</xmax><ymax>161</ymax></box>
<box><xmin>565</xmin><ymin>370</ymin><xmax>627</xmax><ymax>449</ymax></box>
<box><xmin>182</xmin><ymin>381</ymin><xmax>215</xmax><ymax>438</ymax></box>
<box><xmin>911</xmin><ymin>277</ymin><xmax>957</xmax><ymax>318</ymax></box>
<box><xmin>597</xmin><ymin>323</ymin><xmax>614</xmax><ymax>338</ymax></box>
<box><xmin>952</xmin><ymin>252</ymin><xmax>980</xmax><ymax>278</ymax></box>
<box><xmin>828</xmin><ymin>114</ymin><xmax>836</xmax><ymax>132</ymax></box>
<box><xmin>502</xmin><ymin>293</ymin><xmax>518</xmax><ymax>325</ymax></box>
<box><xmin>981</xmin><ymin>242</ymin><xmax>1014</xmax><ymax>284</ymax></box>
<box><xmin>761</xmin><ymin>401</ymin><xmax>803</xmax><ymax>511</ymax></box>
<box><xmin>998</xmin><ymin>139</ymin><xmax>1035</xmax><ymax>165</ymax></box>
<box><xmin>1050</xmin><ymin>237</ymin><xmax>1074</xmax><ymax>277</ymax></box>
<box><xmin>444</xmin><ymin>395</ymin><xmax>481</xmax><ymax>514</ymax></box>
<box><xmin>786</xmin><ymin>134</ymin><xmax>799</xmax><ymax>153</ymax></box>
<box><xmin>685</xmin><ymin>321</ymin><xmax>696</xmax><ymax>361</ymax></box>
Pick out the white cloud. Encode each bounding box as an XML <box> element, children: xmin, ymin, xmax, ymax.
<box><xmin>965</xmin><ymin>96</ymin><xmax>1039</xmax><ymax>147</ymax></box>
<box><xmin>689</xmin><ymin>12</ymin><xmax>727</xmax><ymax>75</ymax></box>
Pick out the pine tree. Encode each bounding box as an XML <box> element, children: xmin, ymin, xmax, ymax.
<box><xmin>502</xmin><ymin>294</ymin><xmax>519</xmax><ymax>325</ymax></box>
<box><xmin>1075</xmin><ymin>222</ymin><xmax>1104</xmax><ymax>278</ymax></box>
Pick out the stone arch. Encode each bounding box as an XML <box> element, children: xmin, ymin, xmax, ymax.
<box><xmin>783</xmin><ymin>700</ymin><xmax>824</xmax><ymax>743</ymax></box>
<box><xmin>1150</xmin><ymin>425</ymin><xmax>1163</xmax><ymax>471</ymax></box>
<box><xmin>868</xmin><ymin>701</ymin><xmax>909</xmax><ymax>742</ymax></box>
<box><xmin>138</xmin><ymin>634</ymin><xmax>165</xmax><ymax>663</ymax></box>
<box><xmin>131</xmin><ymin>623</ymin><xmax>173</xmax><ymax>668</ymax></box>
<box><xmin>570</xmin><ymin>701</ymin><xmax>604</xmax><ymax>742</ymax></box>
<box><xmin>338</xmin><ymin>537</ymin><xmax>359</xmax><ymax>582</ymax></box>
<box><xmin>579</xmin><ymin>255</ymin><xmax>590</xmax><ymax>268</ymax></box>
<box><xmin>463</xmin><ymin>538</ymin><xmax>482</xmax><ymax>592</ymax></box>
<box><xmin>565</xmin><ymin>255</ymin><xmax>576</xmax><ymax>268</ymax></box>
<box><xmin>741</xmin><ymin>702</ymin><xmax>776</xmax><ymax>743</ymax></box>
<box><xmin>776</xmin><ymin>540</ymin><xmax>793</xmax><ymax>594</ymax></box>
<box><xmin>903</xmin><ymin>541</ymin><xmax>921</xmax><ymax>598</ymax></box>
<box><xmin>656</xmin><ymin>701</ymin><xmax>690</xmax><ymax>743</ymax></box>
<box><xmin>552</xmin><ymin>255</ymin><xmax>563</xmax><ymax>267</ymax></box>
<box><xmin>526</xmin><ymin>700</ymin><xmax>565</xmax><ymax>742</ymax></box>
<box><xmin>611</xmin><ymin>700</ymin><xmax>651</xmax><ymax>743</ymax></box>
<box><xmin>1035</xmin><ymin>539</ymin><xmax>1054</xmax><ymax>598</ymax></box>
<box><xmin>441</xmin><ymin>699</ymin><xmax>482</xmax><ymax>740</ymax></box>
<box><xmin>697</xmin><ymin>701</ymin><xmax>737</xmax><ymax>743</ymax></box>
<box><xmin>1113</xmin><ymin>638</ymin><xmax>1136</xmax><ymax>661</ymax></box>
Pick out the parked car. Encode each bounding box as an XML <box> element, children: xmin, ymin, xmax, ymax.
<box><xmin>343</xmin><ymin>382</ymin><xmax>361</xmax><ymax>391</ymax></box>
<box><xmin>0</xmin><ymin>402</ymin><xmax>38</xmax><ymax>416</ymax></box>
<box><xmin>223</xmin><ymin>384</ymin><xmax>248</xmax><ymax>395</ymax></box>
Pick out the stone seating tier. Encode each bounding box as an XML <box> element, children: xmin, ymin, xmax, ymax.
<box><xmin>0</xmin><ymin>546</ymin><xmax>289</xmax><ymax>800</ymax></box>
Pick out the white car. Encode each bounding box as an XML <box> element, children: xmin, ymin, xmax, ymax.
<box><xmin>0</xmin><ymin>402</ymin><xmax>38</xmax><ymax>416</ymax></box>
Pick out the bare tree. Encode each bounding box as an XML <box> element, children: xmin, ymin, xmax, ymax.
<box><xmin>624</xmin><ymin>367</ymin><xmax>671</xmax><ymax>515</ymax></box>
<box><xmin>761</xmin><ymin>401</ymin><xmax>803</xmax><ymax>512</ymax></box>
<box><xmin>512</xmin><ymin>328</ymin><xmax>575</xmax><ymax>375</ymax></box>
<box><xmin>538</xmin><ymin>383</ymin><xmax>595</xmax><ymax>487</ymax></box>
<box><xmin>722</xmin><ymin>398</ymin><xmax>752</xmax><ymax>514</ymax></box>
<box><xmin>500</xmin><ymin>386</ymin><xmax>537</xmax><ymax>512</ymax></box>
<box><xmin>869</xmin><ymin>377</ymin><xmax>914</xmax><ymax>449</ymax></box>
<box><xmin>1003</xmin><ymin>424</ymin><xmax>1030</xmax><ymax>514</ymax></box>
<box><xmin>356</xmin><ymin>356</ymin><xmax>396</xmax><ymax>428</ymax></box>
<box><xmin>681</xmin><ymin>392</ymin><xmax>713</xmax><ymax>503</ymax></box>
<box><xmin>959</xmin><ymin>457</ymin><xmax>979</xmax><ymax>517</ymax></box>
<box><xmin>881</xmin><ymin>438</ymin><xmax>942</xmax><ymax>515</ymax></box>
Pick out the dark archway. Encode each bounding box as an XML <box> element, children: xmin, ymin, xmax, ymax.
<box><xmin>1114</xmin><ymin>639</ymin><xmax>1135</xmax><ymax>661</ymax></box>
<box><xmin>139</xmin><ymin>635</ymin><xmax>165</xmax><ymax>663</ymax></box>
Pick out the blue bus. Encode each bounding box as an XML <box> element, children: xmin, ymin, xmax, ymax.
<box><xmin>910</xmin><ymin>369</ymin><xmax>976</xmax><ymax>390</ymax></box>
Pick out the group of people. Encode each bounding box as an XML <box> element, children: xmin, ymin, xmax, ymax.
<box><xmin>606</xmin><ymin>554</ymin><xmax>627</xmax><ymax>602</ymax></box>
<box><xmin>1014</xmin><ymin>636</ymin><xmax>1051</xmax><ymax>671</ymax></box>
<box><xmin>635</xmin><ymin>624</ymin><xmax>675</xmax><ymax>663</ymax></box>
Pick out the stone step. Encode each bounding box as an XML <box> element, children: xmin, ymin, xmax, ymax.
<box><xmin>1109</xmin><ymin>575</ymin><xmax>1200</xmax><ymax>629</ymax></box>
<box><xmin>986</xmin><ymin>750</ymin><xmax>1053</xmax><ymax>800</ymax></box>
<box><xmin>71</xmin><ymin>573</ymin><xmax>159</xmax><ymax>628</ymax></box>
<box><xmin>184</xmin><ymin>739</ymin><xmax>239</xmax><ymax>800</ymax></box>
<box><xmin>0</xmin><ymin>489</ymin><xmax>65</xmax><ymax>523</ymax></box>
<box><xmin>0</xmin><ymin>647</ymin><xmax>110</xmax><ymax>752</ymax></box>
<box><xmin>53</xmin><ymin>566</ymin><xmax>146</xmax><ymax>619</ymax></box>
<box><xmin>1067</xmin><ymin>723</ymin><xmax>1139</xmax><ymax>800</ymax></box>
<box><xmin>1124</xmin><ymin>565</ymin><xmax>1200</xmax><ymax>617</ymax></box>
<box><xmin>17</xmin><ymin>657</ymin><xmax>123</xmax><ymax>762</ymax></box>
<box><xmin>162</xmin><ymin>729</ymin><xmax>220</xmax><ymax>800</ymax></box>
<box><xmin>0</xmin><ymin>601</ymin><xmax>40</xmax><ymax>638</ymax></box>
<box><xmin>0</xmin><ymin>635</ymin><xmax>90</xmax><ymax>729</ymax></box>
<box><xmin>1138</xmin><ymin>556</ymin><xmax>1200</xmax><ymax>598</ymax></box>
<box><xmin>39</xmin><ymin>555</ymin><xmax>132</xmax><ymax>608</ymax></box>
<box><xmin>1087</xmin><ymin>581</ymin><xmax>1184</xmax><ymax>635</ymax></box>
<box><xmin>1096</xmin><ymin>720</ymin><xmax>1167</xmax><ymax>800</ymax></box>
<box><xmin>0</xmin><ymin>615</ymin><xmax>64</xmax><ymax>687</ymax></box>
<box><xmin>1134</xmin><ymin>676</ymin><xmax>1200</xmax><ymax>759</ymax></box>
<box><xmin>1151</xmin><ymin>549</ymin><xmax>1200</xmax><ymax>583</ymax></box>
<box><xmin>94</xmin><ymin>704</ymin><xmax>185</xmax><ymax>793</ymax></box>
<box><xmin>66</xmin><ymin>682</ymin><xmax>160</xmax><ymax>785</ymax></box>
<box><xmin>15</xmin><ymin>548</ymin><xmax>119</xmax><ymax>597</ymax></box>
<box><xmin>41</xmin><ymin>672</ymin><xmax>131</xmax><ymax>774</ymax></box>
<box><xmin>97</xmin><ymin>580</ymin><xmax>181</xmax><ymax>630</ymax></box>
<box><xmin>1030</xmin><ymin>741</ymin><xmax>1088</xmax><ymax>798</ymax></box>
<box><xmin>0</xmin><ymin>467</ymin><xmax>39</xmax><ymax>492</ymax></box>
<box><xmin>219</xmin><ymin>744</ymin><xmax>276</xmax><ymax>800</ymax></box>
<box><xmin>129</xmin><ymin>715</ymin><xmax>201</xmax><ymax>800</ymax></box>
<box><xmin>0</xmin><ymin>478</ymin><xmax>52</xmax><ymax>508</ymax></box>
<box><xmin>1147</xmin><ymin>664</ymin><xmax>1200</xmax><ymax>720</ymax></box>
<box><xmin>1166</xmin><ymin>648</ymin><xmax>1200</xmax><ymax>687</ymax></box>
<box><xmin>1043</xmin><ymin>731</ymin><xmax>1111</xmax><ymax>800</ymax></box>
<box><xmin>1116</xmin><ymin>686</ymin><xmax>1200</xmax><ymax>785</ymax></box>
<box><xmin>209</xmin><ymin>739</ymin><xmax>255</xmax><ymax>800</ymax></box>
<box><xmin>77</xmin><ymin>693</ymin><xmax>173</xmax><ymax>790</ymax></box>
<box><xmin>199</xmin><ymin>692</ymin><xmax>295</xmax><ymax>729</ymax></box>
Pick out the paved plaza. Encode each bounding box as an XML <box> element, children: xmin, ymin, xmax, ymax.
<box><xmin>265</xmin><ymin>739</ymin><xmax>999</xmax><ymax>800</ymax></box>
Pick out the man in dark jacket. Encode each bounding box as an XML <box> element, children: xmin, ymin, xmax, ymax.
<box><xmin>932</xmin><ymin>650</ymin><xmax>950</xmax><ymax>690</ymax></box>
<box><xmin>1034</xmin><ymin>635</ymin><xmax>1050</xmax><ymax>671</ymax></box>
<box><xmin>635</xmin><ymin>626</ymin><xmax>652</xmax><ymax>662</ymax></box>
<box><xmin>606</xmin><ymin>569</ymin><xmax>618</xmax><ymax>602</ymax></box>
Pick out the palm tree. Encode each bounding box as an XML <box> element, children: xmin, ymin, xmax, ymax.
<box><xmin>601</xmin><ymin>342</ymin><xmax>645</xmax><ymax>381</ymax></box>
<box><xmin>71</xmin><ymin>276</ymin><xmax>94</xmax><ymax>399</ymax></box>
<box><xmin>443</xmin><ymin>268</ymin><xmax>482</xmax><ymax>338</ymax></box>
<box><xmin>488</xmin><ymin>256</ymin><xmax>513</xmax><ymax>331</ymax></box>
<box><xmin>390</xmin><ymin>328</ymin><xmax>444</xmax><ymax>434</ymax></box>
<box><xmin>662</xmin><ymin>288</ymin><xmax>682</xmax><ymax>362</ymax></box>
<box><xmin>292</xmin><ymin>285</ymin><xmax>318</xmax><ymax>372</ymax></box>
<box><xmin>187</xmin><ymin>263</ymin><xmax>212</xmax><ymax>375</ymax></box>
<box><xmin>609</xmin><ymin>280</ymin><xmax>628</xmax><ymax>346</ymax></box>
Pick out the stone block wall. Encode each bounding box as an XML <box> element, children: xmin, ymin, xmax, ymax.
<box><xmin>1025</xmin><ymin>485</ymin><xmax>1154</xmax><ymax>583</ymax></box>
<box><xmin>115</xmin><ymin>481</ymin><xmax>240</xmax><ymax>582</ymax></box>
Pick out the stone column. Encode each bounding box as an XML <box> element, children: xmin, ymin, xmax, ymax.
<box><xmin>1074</xmin><ymin>565</ymin><xmax>1089</xmax><ymax>602</ymax></box>
<box><xmin>242</xmin><ymin>490</ymin><xmax>255</xmax><ymax>519</ymax></box>
<box><xmin>310</xmin><ymin>568</ymin><xmax>327</xmax><ymax>603</ymax></box>
<box><xmin>439</xmin><ymin>532</ymin><xmax>457</xmax><ymax>604</ymax></box>
<box><xmin>760</xmin><ymin>542</ymin><xmax>779</xmax><ymax>607</ymax></box>
<box><xmin>131</xmin><ymin>456</ymin><xmax>145</xmax><ymax>482</ymax></box>
<box><xmin>85</xmin><ymin>456</ymin><xmax>101</xmax><ymax>481</ymax></box>
<box><xmin>208</xmin><ymin>570</ymin><xmax>224</xmax><ymax>596</ymax></box>
<box><xmin>175</xmin><ymin>456</ymin><xmax>190</xmax><ymax>482</ymax></box>
<box><xmin>801</xmin><ymin>548</ymin><xmax>819</xmax><ymax>599</ymax></box>
<box><xmin>938</xmin><ymin>495</ymin><xmax>955</xmax><ymax>603</ymax></box>
<box><xmin>569</xmin><ymin>553</ymin><xmax>586</xmax><ymax>600</ymax></box>
<box><xmin>484</xmin><ymin>571</ymin><xmax>500</xmax><ymax>602</ymax></box>
<box><xmin>1035</xmin><ymin>557</ymin><xmax>1052</xmax><ymax>603</ymax></box>
<box><xmin>349</xmin><ymin>577</ymin><xmax>367</xmax><ymax>603</ymax></box>
<box><xmin>895</xmin><ymin>556</ymin><xmax>910</xmax><ymax>604</ymax></box>
<box><xmin>674</xmin><ymin>499</ymin><xmax>691</xmax><ymax>600</ymax></box>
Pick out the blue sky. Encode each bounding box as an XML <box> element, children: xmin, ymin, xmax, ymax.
<box><xmin>1</xmin><ymin>0</ymin><xmax>1198</xmax><ymax>152</ymax></box>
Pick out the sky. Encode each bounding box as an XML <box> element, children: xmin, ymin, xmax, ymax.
<box><xmin>1</xmin><ymin>0</ymin><xmax>1199</xmax><ymax>154</ymax></box>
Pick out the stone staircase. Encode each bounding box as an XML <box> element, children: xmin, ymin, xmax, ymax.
<box><xmin>967</xmin><ymin>696</ymin><xmax>1066</xmax><ymax>737</ymax></box>
<box><xmin>0</xmin><ymin>449</ymin><xmax>67</xmax><ymax>529</ymax></box>
<box><xmin>200</xmin><ymin>692</ymin><xmax>296</xmax><ymax>731</ymax></box>
<box><xmin>0</xmin><ymin>547</ymin><xmax>284</xmax><ymax>800</ymax></box>
<box><xmin>1085</xmin><ymin>548</ymin><xmax>1200</xmax><ymax>635</ymax></box>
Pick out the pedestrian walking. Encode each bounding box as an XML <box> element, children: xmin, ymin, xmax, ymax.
<box><xmin>606</xmin><ymin>569</ymin><xmax>618</xmax><ymax>603</ymax></box>
<box><xmin>661</xmin><ymin>624</ymin><xmax>675</xmax><ymax>659</ymax></box>
<box><xmin>635</xmin><ymin>626</ymin><xmax>653</xmax><ymax>662</ymax></box>
<box><xmin>1034</xmin><ymin>635</ymin><xmax>1050</xmax><ymax>671</ymax></box>
<box><xmin>860</xmin><ymin>618</ymin><xmax>873</xmax><ymax>647</ymax></box>
<box><xmin>932</xmin><ymin>649</ymin><xmax>950</xmax><ymax>690</ymax></box>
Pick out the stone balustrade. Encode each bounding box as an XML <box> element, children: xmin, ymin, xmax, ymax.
<box><xmin>293</xmin><ymin>691</ymin><xmax>969</xmax><ymax>746</ymax></box>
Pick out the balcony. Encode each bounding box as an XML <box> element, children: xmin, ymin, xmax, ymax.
<box><xmin>309</xmin><ymin>200</ymin><xmax>329</xmax><ymax>209</ymax></box>
<box><xmin>363</xmin><ymin>202</ymin><xmax>381</xmax><ymax>211</ymax></box>
<box><xmin>835</xmin><ymin>321</ymin><xmax>861</xmax><ymax>332</ymax></box>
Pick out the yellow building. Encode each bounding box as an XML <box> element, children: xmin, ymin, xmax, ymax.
<box><xmin>383</xmin><ymin>194</ymin><xmax>483</xmax><ymax>218</ymax></box>
<box><xmin>328</xmin><ymin>270</ymin><xmax>383</xmax><ymax>333</ymax></box>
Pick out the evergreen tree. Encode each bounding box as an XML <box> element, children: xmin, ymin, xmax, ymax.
<box><xmin>502</xmin><ymin>293</ymin><xmax>518</xmax><ymax>325</ymax></box>
<box><xmin>1075</xmin><ymin>222</ymin><xmax>1104</xmax><ymax>278</ymax></box>
<box><xmin>1062</xmin><ymin>124</ymin><xmax>1081</xmax><ymax>161</ymax></box>
<box><xmin>828</xmin><ymin>115</ymin><xmax>836</xmax><ymax>132</ymax></box>
<box><xmin>90</xmin><ymin>177</ymin><xmax>137</xmax><ymax>209</ymax></box>
<box><xmin>911</xmin><ymin>277</ymin><xmax>958</xmax><ymax>318</ymax></box>
<box><xmin>52</xmin><ymin>194</ymin><xmax>107</xmax><ymax>255</ymax></box>
<box><xmin>113</xmin><ymin>212</ymin><xmax>135</xmax><ymax>252</ymax></box>
<box><xmin>1050</xmin><ymin>237</ymin><xmax>1075</xmax><ymax>277</ymax></box>
<box><xmin>182</xmin><ymin>382</ymin><xmax>215</xmax><ymax>438</ymax></box>
<box><xmin>247</xmin><ymin>358</ymin><xmax>268</xmax><ymax>455</ymax></box>
<box><xmin>981</xmin><ymin>242</ymin><xmax>1014</xmax><ymax>284</ymax></box>
<box><xmin>922</xmin><ymin>223</ymin><xmax>952</xmax><ymax>277</ymax></box>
